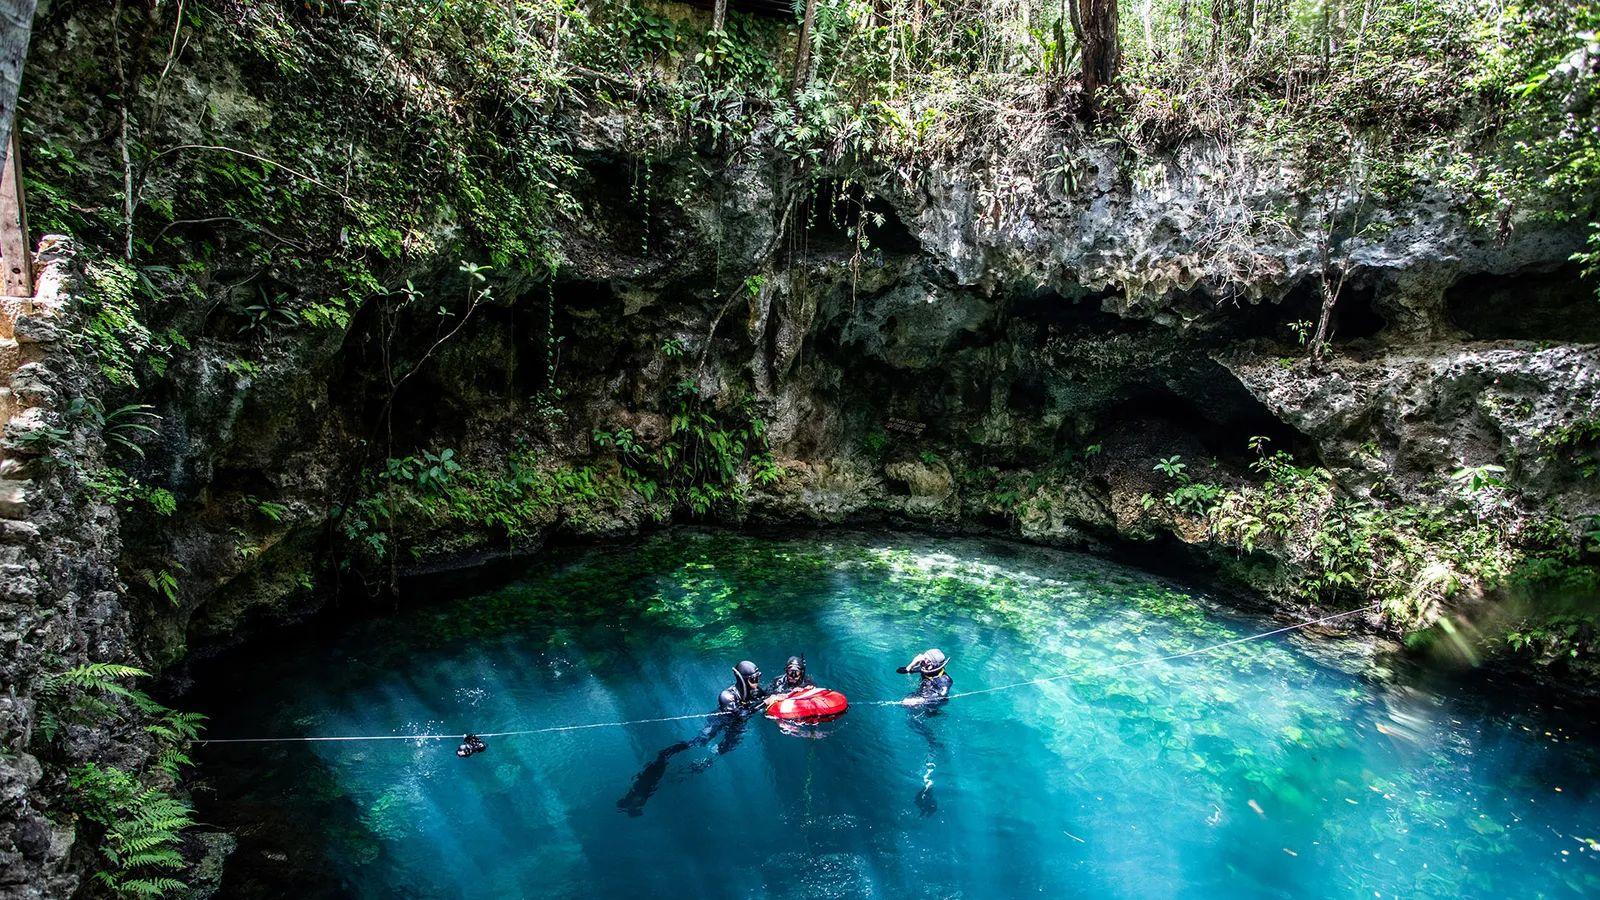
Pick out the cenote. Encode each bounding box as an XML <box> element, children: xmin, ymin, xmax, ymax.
<box><xmin>190</xmin><ymin>532</ymin><xmax>1600</xmax><ymax>899</ymax></box>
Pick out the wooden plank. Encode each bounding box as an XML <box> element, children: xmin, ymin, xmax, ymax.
<box><xmin>1</xmin><ymin>127</ymin><xmax>31</xmax><ymax>298</ymax></box>
<box><xmin>0</xmin><ymin>0</ymin><xmax>40</xmax><ymax>159</ymax></box>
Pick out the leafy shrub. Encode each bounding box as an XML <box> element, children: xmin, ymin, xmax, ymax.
<box><xmin>87</xmin><ymin>467</ymin><xmax>177</xmax><ymax>517</ymax></box>
<box><xmin>77</xmin><ymin>258</ymin><xmax>155</xmax><ymax>390</ymax></box>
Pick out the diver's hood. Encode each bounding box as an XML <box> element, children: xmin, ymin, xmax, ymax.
<box><xmin>898</xmin><ymin>649</ymin><xmax>948</xmax><ymax>676</ymax></box>
<box><xmin>784</xmin><ymin>655</ymin><xmax>806</xmax><ymax>680</ymax></box>
<box><xmin>732</xmin><ymin>660</ymin><xmax>761</xmax><ymax>701</ymax></box>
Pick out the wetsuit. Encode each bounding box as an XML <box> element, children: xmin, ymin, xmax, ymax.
<box><xmin>617</xmin><ymin>713</ymin><xmax>749</xmax><ymax>816</ymax></box>
<box><xmin>910</xmin><ymin>670</ymin><xmax>952</xmax><ymax>703</ymax></box>
<box><xmin>619</xmin><ymin>669</ymin><xmax>762</xmax><ymax>816</ymax></box>
<box><xmin>718</xmin><ymin>682</ymin><xmax>769</xmax><ymax>713</ymax></box>
<box><xmin>904</xmin><ymin>669</ymin><xmax>950</xmax><ymax>816</ymax></box>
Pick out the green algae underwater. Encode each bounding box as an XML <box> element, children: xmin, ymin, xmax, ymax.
<box><xmin>191</xmin><ymin>531</ymin><xmax>1600</xmax><ymax>898</ymax></box>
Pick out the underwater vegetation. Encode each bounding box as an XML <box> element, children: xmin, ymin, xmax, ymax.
<box><xmin>191</xmin><ymin>532</ymin><xmax>1600</xmax><ymax>899</ymax></box>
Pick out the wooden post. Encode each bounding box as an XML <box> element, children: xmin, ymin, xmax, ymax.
<box><xmin>1</xmin><ymin>128</ymin><xmax>32</xmax><ymax>298</ymax></box>
<box><xmin>0</xmin><ymin>0</ymin><xmax>39</xmax><ymax>159</ymax></box>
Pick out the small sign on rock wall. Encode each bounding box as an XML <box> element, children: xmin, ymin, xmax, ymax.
<box><xmin>885</xmin><ymin>417</ymin><xmax>926</xmax><ymax>437</ymax></box>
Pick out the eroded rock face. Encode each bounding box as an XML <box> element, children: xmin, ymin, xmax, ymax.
<box><xmin>109</xmin><ymin>118</ymin><xmax>1595</xmax><ymax>658</ymax></box>
<box><xmin>884</xmin><ymin>455</ymin><xmax>955</xmax><ymax>515</ymax></box>
<box><xmin>1225</xmin><ymin>343</ymin><xmax>1600</xmax><ymax>517</ymax></box>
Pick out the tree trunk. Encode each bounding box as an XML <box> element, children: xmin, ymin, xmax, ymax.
<box><xmin>1071</xmin><ymin>0</ymin><xmax>1120</xmax><ymax>111</ymax></box>
<box><xmin>1310</xmin><ymin>275</ymin><xmax>1338</xmax><ymax>359</ymax></box>
<box><xmin>1209</xmin><ymin>0</ymin><xmax>1223</xmax><ymax>61</ymax></box>
<box><xmin>1178</xmin><ymin>0</ymin><xmax>1191</xmax><ymax>58</ymax></box>
<box><xmin>1321</xmin><ymin>0</ymin><xmax>1333</xmax><ymax>69</ymax></box>
<box><xmin>794</xmin><ymin>0</ymin><xmax>817</xmax><ymax>85</ymax></box>
<box><xmin>711</xmin><ymin>0</ymin><xmax>727</xmax><ymax>33</ymax></box>
<box><xmin>0</xmin><ymin>0</ymin><xmax>38</xmax><ymax>163</ymax></box>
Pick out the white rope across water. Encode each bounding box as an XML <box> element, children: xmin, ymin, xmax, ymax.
<box><xmin>922</xmin><ymin>605</ymin><xmax>1371</xmax><ymax>704</ymax></box>
<box><xmin>198</xmin><ymin>606</ymin><xmax>1370</xmax><ymax>746</ymax></box>
<box><xmin>198</xmin><ymin>711</ymin><xmax>728</xmax><ymax>746</ymax></box>
<box><xmin>476</xmin><ymin>711</ymin><xmax>727</xmax><ymax>739</ymax></box>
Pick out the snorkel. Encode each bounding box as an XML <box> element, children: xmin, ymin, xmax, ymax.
<box><xmin>783</xmin><ymin>655</ymin><xmax>806</xmax><ymax>687</ymax></box>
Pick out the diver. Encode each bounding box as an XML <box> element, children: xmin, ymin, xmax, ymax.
<box><xmin>456</xmin><ymin>733</ymin><xmax>487</xmax><ymax>758</ymax></box>
<box><xmin>618</xmin><ymin>661</ymin><xmax>763</xmax><ymax>816</ymax></box>
<box><xmin>719</xmin><ymin>660</ymin><xmax>770</xmax><ymax>713</ymax></box>
<box><xmin>768</xmin><ymin>655</ymin><xmax>814</xmax><ymax>696</ymax></box>
<box><xmin>897</xmin><ymin>648</ymin><xmax>952</xmax><ymax>706</ymax></box>
<box><xmin>897</xmin><ymin>648</ymin><xmax>950</xmax><ymax>816</ymax></box>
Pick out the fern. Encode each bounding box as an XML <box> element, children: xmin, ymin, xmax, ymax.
<box><xmin>44</xmin><ymin>664</ymin><xmax>203</xmax><ymax>896</ymax></box>
<box><xmin>37</xmin><ymin>663</ymin><xmax>152</xmax><ymax>740</ymax></box>
<box><xmin>50</xmin><ymin>662</ymin><xmax>149</xmax><ymax>687</ymax></box>
<box><xmin>98</xmin><ymin>872</ymin><xmax>189</xmax><ymax>898</ymax></box>
<box><xmin>70</xmin><ymin>764</ymin><xmax>195</xmax><ymax>898</ymax></box>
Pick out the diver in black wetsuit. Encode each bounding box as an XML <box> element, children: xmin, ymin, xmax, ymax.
<box><xmin>617</xmin><ymin>661</ymin><xmax>765</xmax><ymax>817</ymax></box>
<box><xmin>897</xmin><ymin>648</ymin><xmax>952</xmax><ymax>706</ymax></box>
<box><xmin>719</xmin><ymin>660</ymin><xmax>770</xmax><ymax>712</ymax></box>
<box><xmin>897</xmin><ymin>648</ymin><xmax>951</xmax><ymax>816</ymax></box>
<box><xmin>768</xmin><ymin>655</ymin><xmax>814</xmax><ymax>695</ymax></box>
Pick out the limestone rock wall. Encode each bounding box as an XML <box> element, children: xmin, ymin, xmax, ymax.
<box><xmin>0</xmin><ymin>240</ymin><xmax>133</xmax><ymax>899</ymax></box>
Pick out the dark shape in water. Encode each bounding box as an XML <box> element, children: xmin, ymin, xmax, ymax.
<box><xmin>617</xmin><ymin>713</ymin><xmax>751</xmax><ymax>817</ymax></box>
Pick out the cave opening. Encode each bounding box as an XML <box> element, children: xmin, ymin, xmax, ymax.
<box><xmin>1226</xmin><ymin>276</ymin><xmax>1386</xmax><ymax>345</ymax></box>
<box><xmin>1445</xmin><ymin>264</ymin><xmax>1600</xmax><ymax>342</ymax></box>
<box><xmin>323</xmin><ymin>282</ymin><xmax>597</xmax><ymax>460</ymax></box>
<box><xmin>1098</xmin><ymin>372</ymin><xmax>1308</xmax><ymax>469</ymax></box>
<box><xmin>798</xmin><ymin>179</ymin><xmax>920</xmax><ymax>256</ymax></box>
<box><xmin>574</xmin><ymin>155</ymin><xmax>658</xmax><ymax>254</ymax></box>
<box><xmin>1009</xmin><ymin>286</ymin><xmax>1146</xmax><ymax>337</ymax></box>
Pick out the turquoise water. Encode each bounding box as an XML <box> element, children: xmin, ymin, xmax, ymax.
<box><xmin>193</xmin><ymin>531</ymin><xmax>1600</xmax><ymax>898</ymax></box>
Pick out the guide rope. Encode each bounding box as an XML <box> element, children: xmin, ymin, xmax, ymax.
<box><xmin>197</xmin><ymin>606</ymin><xmax>1370</xmax><ymax>747</ymax></box>
<box><xmin>199</xmin><ymin>711</ymin><xmax>727</xmax><ymax>745</ymax></box>
<box><xmin>921</xmin><ymin>605</ymin><xmax>1369</xmax><ymax>704</ymax></box>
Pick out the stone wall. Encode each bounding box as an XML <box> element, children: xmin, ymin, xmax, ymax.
<box><xmin>0</xmin><ymin>239</ymin><xmax>135</xmax><ymax>899</ymax></box>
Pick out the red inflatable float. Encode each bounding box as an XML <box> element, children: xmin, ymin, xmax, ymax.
<box><xmin>765</xmin><ymin>687</ymin><xmax>849</xmax><ymax>721</ymax></box>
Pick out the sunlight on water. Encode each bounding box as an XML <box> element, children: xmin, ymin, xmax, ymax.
<box><xmin>194</xmin><ymin>531</ymin><xmax>1600</xmax><ymax>899</ymax></box>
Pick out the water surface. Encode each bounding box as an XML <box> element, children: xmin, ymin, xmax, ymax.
<box><xmin>194</xmin><ymin>531</ymin><xmax>1600</xmax><ymax>898</ymax></box>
